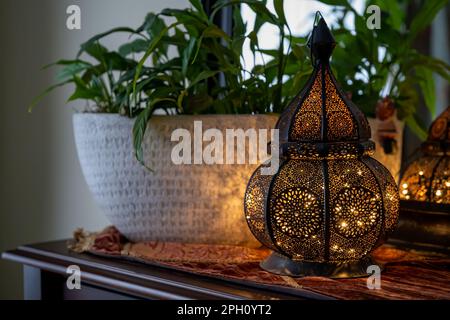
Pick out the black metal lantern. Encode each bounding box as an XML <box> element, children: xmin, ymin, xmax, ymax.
<box><xmin>400</xmin><ymin>106</ymin><xmax>450</xmax><ymax>204</ymax></box>
<box><xmin>244</xmin><ymin>15</ymin><xmax>399</xmax><ymax>278</ymax></box>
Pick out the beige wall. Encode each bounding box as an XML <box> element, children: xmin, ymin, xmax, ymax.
<box><xmin>0</xmin><ymin>0</ymin><xmax>188</xmax><ymax>299</ymax></box>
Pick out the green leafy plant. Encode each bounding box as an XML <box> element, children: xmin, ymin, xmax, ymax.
<box><xmin>29</xmin><ymin>32</ymin><xmax>142</xmax><ymax>116</ymax></box>
<box><xmin>30</xmin><ymin>0</ymin><xmax>449</xmax><ymax>165</ymax></box>
<box><xmin>130</xmin><ymin>0</ymin><xmax>315</xmax><ymax>163</ymax></box>
<box><xmin>328</xmin><ymin>0</ymin><xmax>450</xmax><ymax>139</ymax></box>
<box><xmin>31</xmin><ymin>0</ymin><xmax>313</xmax><ymax>165</ymax></box>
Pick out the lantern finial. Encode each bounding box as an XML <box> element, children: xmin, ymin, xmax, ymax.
<box><xmin>308</xmin><ymin>13</ymin><xmax>336</xmax><ymax>62</ymax></box>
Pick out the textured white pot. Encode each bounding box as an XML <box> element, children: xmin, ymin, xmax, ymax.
<box><xmin>73</xmin><ymin>113</ymin><xmax>278</xmax><ymax>246</ymax></box>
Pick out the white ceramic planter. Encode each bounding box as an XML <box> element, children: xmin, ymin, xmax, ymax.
<box><xmin>73</xmin><ymin>113</ymin><xmax>278</xmax><ymax>246</ymax></box>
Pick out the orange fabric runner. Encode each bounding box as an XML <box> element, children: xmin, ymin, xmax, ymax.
<box><xmin>70</xmin><ymin>226</ymin><xmax>450</xmax><ymax>300</ymax></box>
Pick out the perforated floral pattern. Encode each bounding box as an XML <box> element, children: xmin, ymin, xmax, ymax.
<box><xmin>273</xmin><ymin>187</ymin><xmax>321</xmax><ymax>238</ymax></box>
<box><xmin>291</xmin><ymin>68</ymin><xmax>323</xmax><ymax>141</ymax></box>
<box><xmin>332</xmin><ymin>187</ymin><xmax>381</xmax><ymax>238</ymax></box>
<box><xmin>244</xmin><ymin>22</ymin><xmax>399</xmax><ymax>264</ymax></box>
<box><xmin>325</xmin><ymin>71</ymin><xmax>357</xmax><ymax>141</ymax></box>
<box><xmin>244</xmin><ymin>164</ymin><xmax>276</xmax><ymax>250</ymax></box>
<box><xmin>268</xmin><ymin>160</ymin><xmax>325</xmax><ymax>260</ymax></box>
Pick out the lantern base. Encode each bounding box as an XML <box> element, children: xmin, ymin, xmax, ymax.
<box><xmin>261</xmin><ymin>252</ymin><xmax>382</xmax><ymax>278</ymax></box>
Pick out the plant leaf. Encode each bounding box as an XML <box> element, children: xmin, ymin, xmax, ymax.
<box><xmin>132</xmin><ymin>105</ymin><xmax>155</xmax><ymax>171</ymax></box>
<box><xmin>132</xmin><ymin>22</ymin><xmax>180</xmax><ymax>104</ymax></box>
<box><xmin>185</xmin><ymin>93</ymin><xmax>213</xmax><ymax>114</ymax></box>
<box><xmin>79</xmin><ymin>42</ymin><xmax>109</xmax><ymax>61</ymax></box>
<box><xmin>182</xmin><ymin>38</ymin><xmax>197</xmax><ymax>76</ymax></box>
<box><xmin>405</xmin><ymin>115</ymin><xmax>428</xmax><ymax>141</ymax></box>
<box><xmin>55</xmin><ymin>61</ymin><xmax>92</xmax><ymax>82</ymax></box>
<box><xmin>203</xmin><ymin>25</ymin><xmax>231</xmax><ymax>39</ymax></box>
<box><xmin>132</xmin><ymin>97</ymin><xmax>177</xmax><ymax>170</ymax></box>
<box><xmin>67</xmin><ymin>76</ymin><xmax>103</xmax><ymax>101</ymax></box>
<box><xmin>409</xmin><ymin>0</ymin><xmax>448</xmax><ymax>41</ymax></box>
<box><xmin>118</xmin><ymin>39</ymin><xmax>149</xmax><ymax>57</ymax></box>
<box><xmin>273</xmin><ymin>0</ymin><xmax>286</xmax><ymax>24</ymax></box>
<box><xmin>77</xmin><ymin>27</ymin><xmax>138</xmax><ymax>57</ymax></box>
<box><xmin>319</xmin><ymin>0</ymin><xmax>350</xmax><ymax>6</ymax></box>
<box><xmin>43</xmin><ymin>59</ymin><xmax>92</xmax><ymax>69</ymax></box>
<box><xmin>415</xmin><ymin>67</ymin><xmax>436</xmax><ymax>118</ymax></box>
<box><xmin>189</xmin><ymin>0</ymin><xmax>209</xmax><ymax>21</ymax></box>
<box><xmin>189</xmin><ymin>70</ymin><xmax>219</xmax><ymax>88</ymax></box>
<box><xmin>212</xmin><ymin>0</ymin><xmax>278</xmax><ymax>26</ymax></box>
<box><xmin>27</xmin><ymin>80</ymin><xmax>71</xmax><ymax>112</ymax></box>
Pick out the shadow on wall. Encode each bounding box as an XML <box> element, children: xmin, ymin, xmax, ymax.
<box><xmin>0</xmin><ymin>0</ymin><xmax>188</xmax><ymax>300</ymax></box>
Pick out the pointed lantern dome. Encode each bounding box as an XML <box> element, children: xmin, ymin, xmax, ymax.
<box><xmin>276</xmin><ymin>17</ymin><xmax>373</xmax><ymax>160</ymax></box>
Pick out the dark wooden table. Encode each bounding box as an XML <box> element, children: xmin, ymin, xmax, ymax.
<box><xmin>1</xmin><ymin>240</ymin><xmax>331</xmax><ymax>300</ymax></box>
